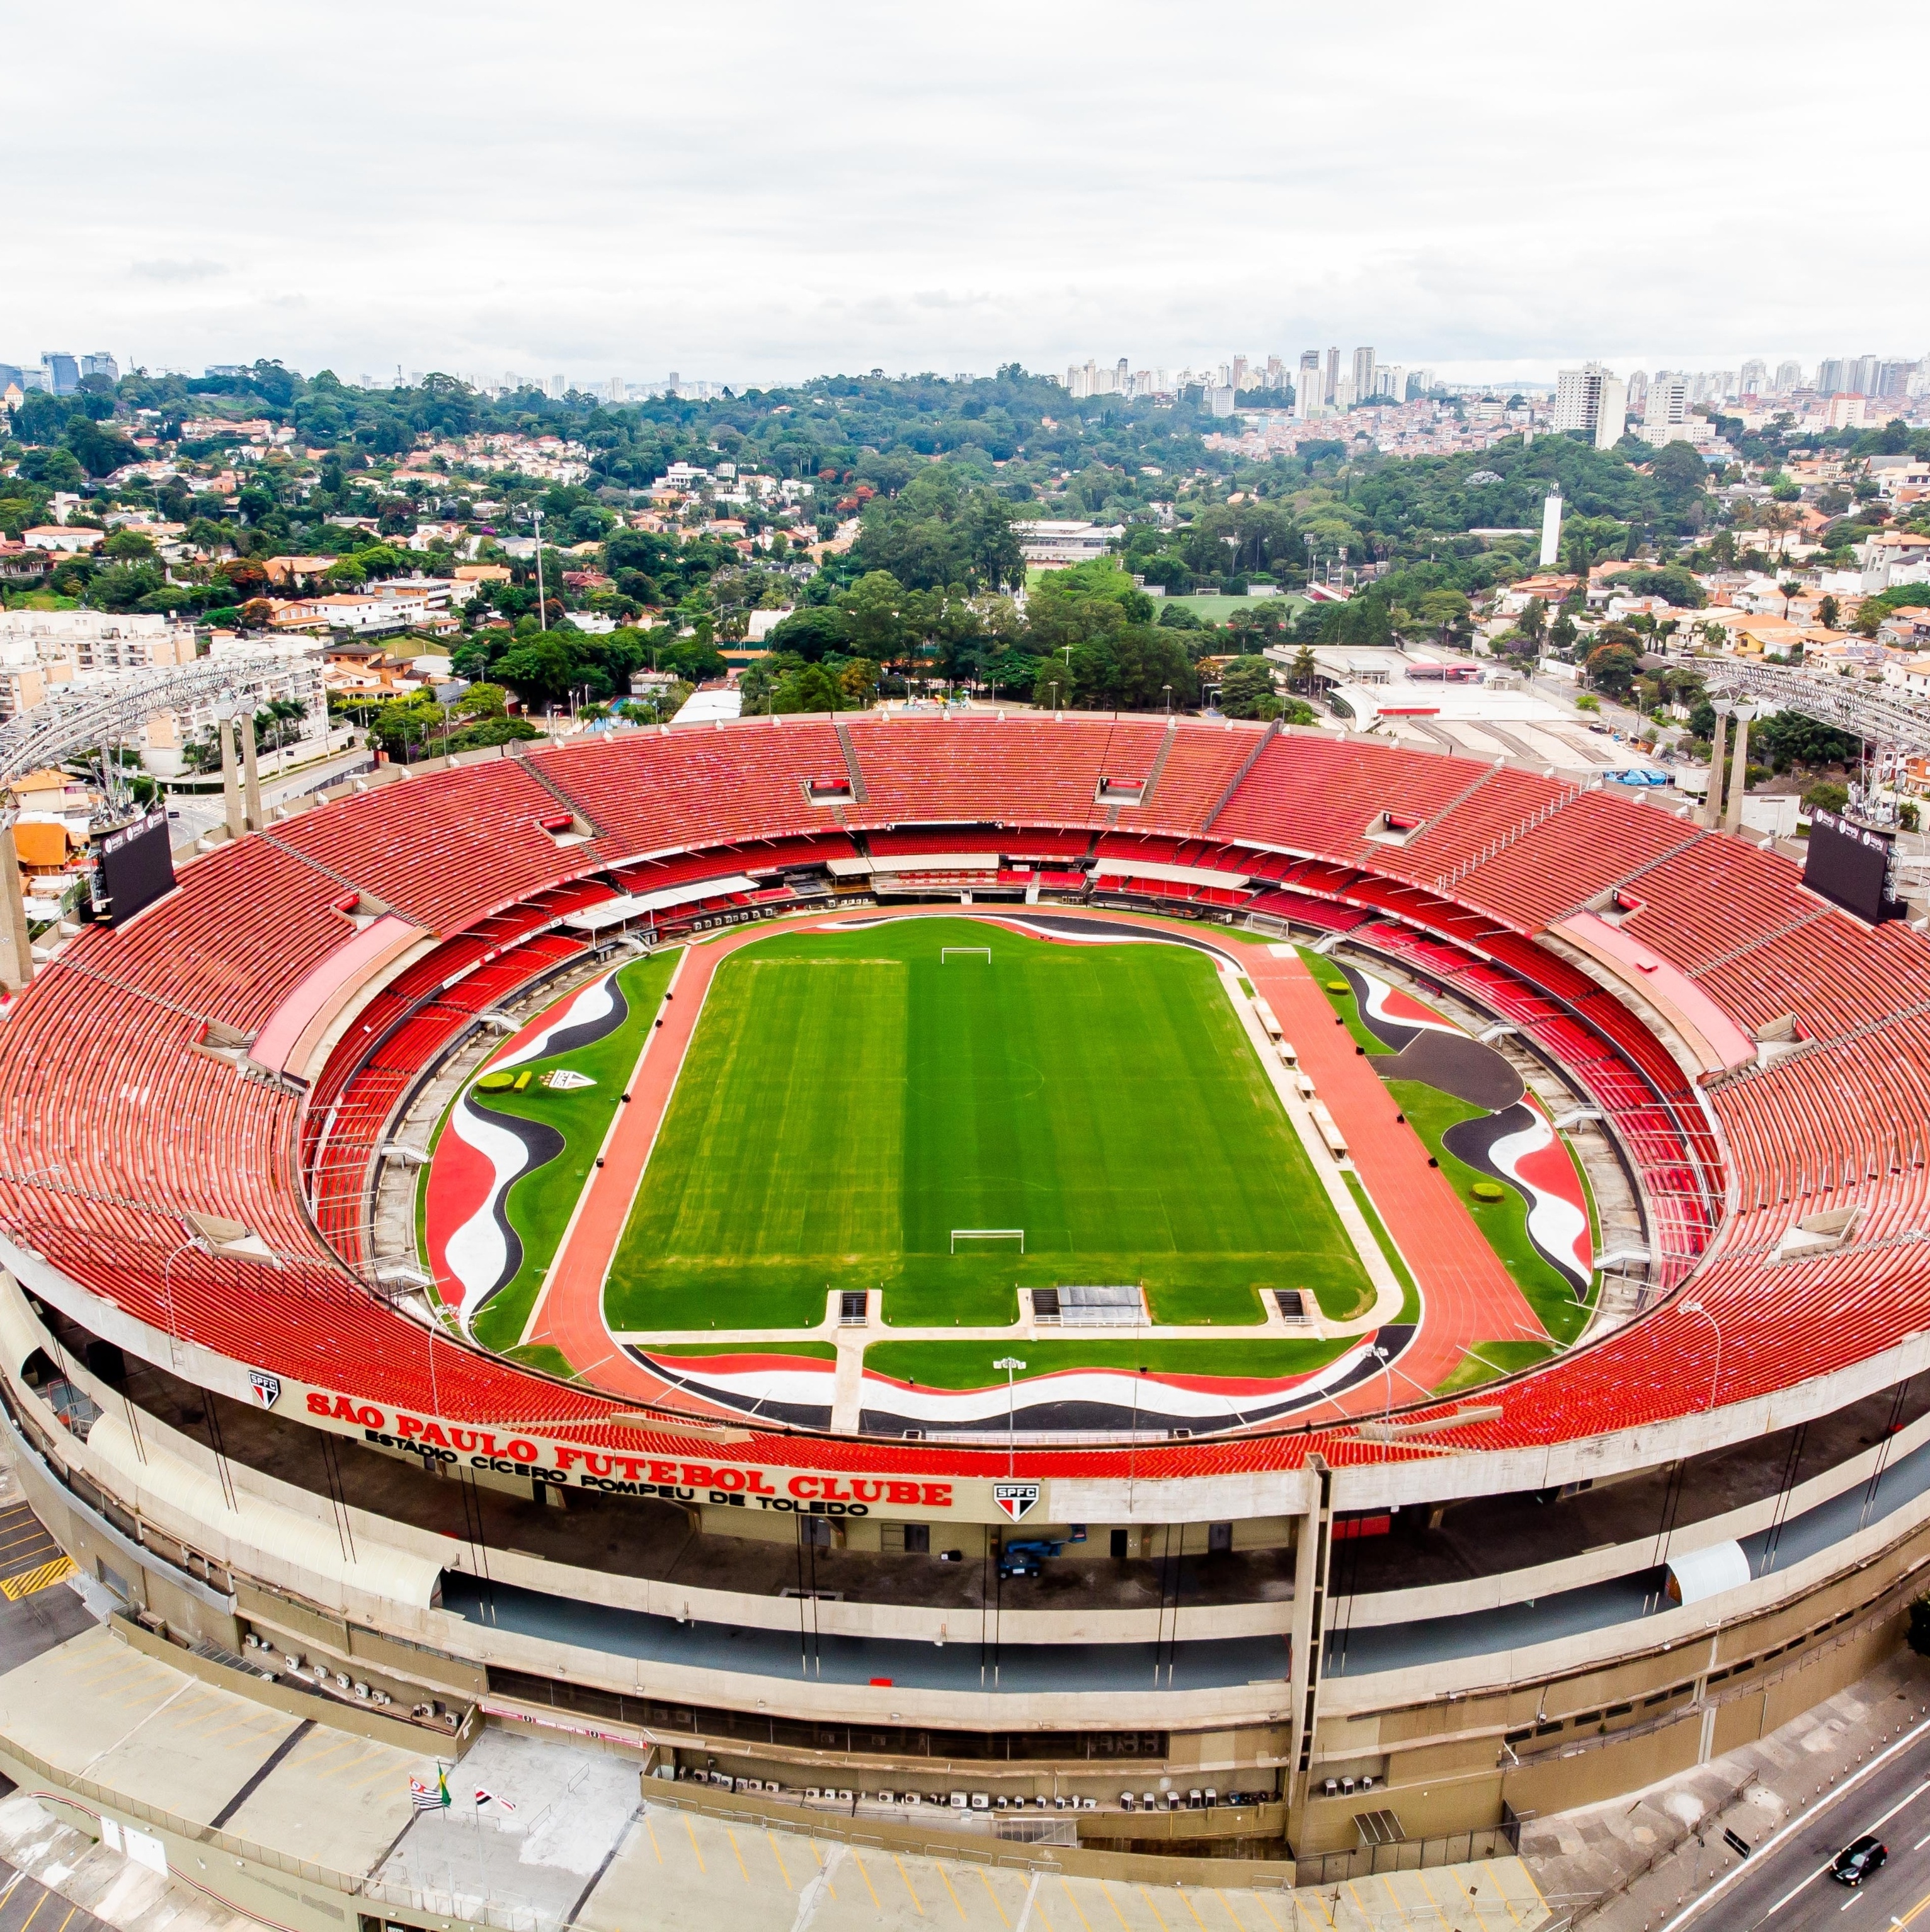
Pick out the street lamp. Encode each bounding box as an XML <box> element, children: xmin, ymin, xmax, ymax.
<box><xmin>532</xmin><ymin>506</ymin><xmax>547</xmax><ymax>631</ymax></box>
<box><xmin>1680</xmin><ymin>1300</ymin><xmax>1722</xmax><ymax>1412</ymax></box>
<box><xmin>1163</xmin><ymin>683</ymin><xmax>1173</xmax><ymax>717</ymax></box>
<box><xmin>1049</xmin><ymin>680</ymin><xmax>1059</xmax><ymax>716</ymax></box>
<box><xmin>994</xmin><ymin>1357</ymin><xmax>1026</xmax><ymax>1475</ymax></box>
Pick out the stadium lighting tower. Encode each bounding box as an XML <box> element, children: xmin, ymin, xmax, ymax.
<box><xmin>1680</xmin><ymin>1300</ymin><xmax>1722</xmax><ymax>1412</ymax></box>
<box><xmin>994</xmin><ymin>1356</ymin><xmax>1026</xmax><ymax>1474</ymax></box>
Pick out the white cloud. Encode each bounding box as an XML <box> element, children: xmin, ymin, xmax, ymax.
<box><xmin>6</xmin><ymin>0</ymin><xmax>1921</xmax><ymax>384</ymax></box>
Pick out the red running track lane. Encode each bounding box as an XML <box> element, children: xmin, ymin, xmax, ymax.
<box><xmin>524</xmin><ymin>906</ymin><xmax>1546</xmax><ymax>1418</ymax></box>
<box><xmin>1248</xmin><ymin>946</ymin><xmax>1546</xmax><ymax>1397</ymax></box>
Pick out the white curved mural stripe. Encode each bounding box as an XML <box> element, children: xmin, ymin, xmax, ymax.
<box><xmin>490</xmin><ymin>971</ymin><xmax>618</xmax><ymax>1073</ymax></box>
<box><xmin>650</xmin><ymin>1340</ymin><xmax>1378</xmax><ymax>1426</ymax></box>
<box><xmin>1356</xmin><ymin>968</ymin><xmax>1462</xmax><ymax>1037</ymax></box>
<box><xmin>1487</xmin><ymin>1111</ymin><xmax>1591</xmax><ymax>1288</ymax></box>
<box><xmin>443</xmin><ymin>1100</ymin><xmax>535</xmax><ymax>1323</ymax></box>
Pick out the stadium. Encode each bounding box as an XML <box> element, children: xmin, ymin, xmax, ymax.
<box><xmin>2</xmin><ymin>706</ymin><xmax>1927</xmax><ymax>1889</ymax></box>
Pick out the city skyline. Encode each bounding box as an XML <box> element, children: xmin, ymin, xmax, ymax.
<box><xmin>4</xmin><ymin>0</ymin><xmax>1921</xmax><ymax>386</ymax></box>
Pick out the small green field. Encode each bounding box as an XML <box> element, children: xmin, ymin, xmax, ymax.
<box><xmin>1156</xmin><ymin>592</ymin><xmax>1309</xmax><ymax>626</ymax></box>
<box><xmin>431</xmin><ymin>950</ymin><xmax>678</xmax><ymax>1351</ymax></box>
<box><xmin>864</xmin><ymin>1337</ymin><xmax>1350</xmax><ymax>1388</ymax></box>
<box><xmin>603</xmin><ymin>918</ymin><xmax>1373</xmax><ymax>1334</ymax></box>
<box><xmin>1434</xmin><ymin>1339</ymin><xmax>1558</xmax><ymax>1395</ymax></box>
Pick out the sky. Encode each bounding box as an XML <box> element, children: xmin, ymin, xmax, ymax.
<box><xmin>8</xmin><ymin>0</ymin><xmax>1925</xmax><ymax>391</ymax></box>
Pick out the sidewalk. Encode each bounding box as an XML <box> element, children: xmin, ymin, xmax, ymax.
<box><xmin>1523</xmin><ymin>1645</ymin><xmax>1930</xmax><ymax>1929</ymax></box>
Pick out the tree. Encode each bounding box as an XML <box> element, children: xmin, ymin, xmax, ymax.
<box><xmin>1218</xmin><ymin>658</ymin><xmax>1283</xmax><ymax>720</ymax></box>
<box><xmin>838</xmin><ymin>571</ymin><xmax>913</xmax><ymax>660</ymax></box>
<box><xmin>770</xmin><ymin>663</ymin><xmax>847</xmax><ymax>714</ymax></box>
<box><xmin>1287</xmin><ymin>644</ymin><xmax>1318</xmax><ymax>692</ymax></box>
<box><xmin>1819</xmin><ymin>595</ymin><xmax>1841</xmax><ymax>631</ymax></box>
<box><xmin>1584</xmin><ymin>641</ymin><xmax>1643</xmax><ymax>697</ymax></box>
<box><xmin>491</xmin><ymin>635</ymin><xmax>581</xmax><ymax>708</ymax></box>
<box><xmin>1802</xmin><ymin>780</ymin><xmax>1849</xmax><ymax>816</ymax></box>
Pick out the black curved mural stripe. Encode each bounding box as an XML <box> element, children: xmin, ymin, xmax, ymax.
<box><xmin>629</xmin><ymin>1351</ymin><xmax>833</xmax><ymax>1430</ymax></box>
<box><xmin>1373</xmin><ymin>1030</ymin><xmax>1524</xmax><ymax>1111</ymax></box>
<box><xmin>853</xmin><ymin>1325</ymin><xmax>1418</xmax><ymax>1438</ymax></box>
<box><xmin>1333</xmin><ymin>962</ymin><xmax>1419</xmax><ymax>1051</ymax></box>
<box><xmin>1442</xmin><ymin>1105</ymin><xmax>1589</xmax><ymax>1297</ymax></box>
<box><xmin>534</xmin><ymin>974</ymin><xmax>631</xmax><ymax>1063</ymax></box>
<box><xmin>468</xmin><ymin>1104</ymin><xmax>566</xmax><ymax>1304</ymax></box>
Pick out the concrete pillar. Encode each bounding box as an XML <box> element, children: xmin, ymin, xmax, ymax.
<box><xmin>1724</xmin><ymin>704</ymin><xmax>1756</xmax><ymax>837</ymax></box>
<box><xmin>1704</xmin><ymin>704</ymin><xmax>1730</xmax><ymax>830</ymax></box>
<box><xmin>217</xmin><ymin>717</ymin><xmax>245</xmax><ymax>842</ymax></box>
<box><xmin>1284</xmin><ymin>1458</ymin><xmax>1333</xmax><ymax>1848</ymax></box>
<box><xmin>0</xmin><ymin>820</ymin><xmax>33</xmax><ymax>991</ymax></box>
<box><xmin>239</xmin><ymin>707</ymin><xmax>265</xmax><ymax>833</ymax></box>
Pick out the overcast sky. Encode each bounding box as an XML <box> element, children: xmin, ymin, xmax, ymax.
<box><xmin>9</xmin><ymin>0</ymin><xmax>1924</xmax><ymax>390</ymax></box>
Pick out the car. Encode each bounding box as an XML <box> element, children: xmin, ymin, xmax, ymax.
<box><xmin>1832</xmin><ymin>1835</ymin><xmax>1887</xmax><ymax>1885</ymax></box>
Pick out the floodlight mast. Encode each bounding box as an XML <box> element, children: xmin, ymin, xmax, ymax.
<box><xmin>994</xmin><ymin>1356</ymin><xmax>1026</xmax><ymax>1476</ymax></box>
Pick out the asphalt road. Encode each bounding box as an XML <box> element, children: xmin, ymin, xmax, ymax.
<box><xmin>1663</xmin><ymin>1715</ymin><xmax>1930</xmax><ymax>1931</ymax></box>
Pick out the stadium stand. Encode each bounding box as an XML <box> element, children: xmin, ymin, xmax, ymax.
<box><xmin>3</xmin><ymin>714</ymin><xmax>1927</xmax><ymax>1470</ymax></box>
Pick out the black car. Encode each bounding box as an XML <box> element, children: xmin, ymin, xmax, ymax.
<box><xmin>1831</xmin><ymin>1835</ymin><xmax>1887</xmax><ymax>1885</ymax></box>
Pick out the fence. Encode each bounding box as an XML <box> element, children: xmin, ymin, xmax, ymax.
<box><xmin>1292</xmin><ymin>1815</ymin><xmax>1521</xmax><ymax>1887</ymax></box>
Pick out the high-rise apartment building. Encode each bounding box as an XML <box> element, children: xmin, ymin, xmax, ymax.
<box><xmin>1295</xmin><ymin>351</ymin><xmax>1321</xmax><ymax>421</ymax></box>
<box><xmin>1850</xmin><ymin>354</ymin><xmax>1880</xmax><ymax>396</ymax></box>
<box><xmin>1230</xmin><ymin>355</ymin><xmax>1248</xmax><ymax>394</ymax></box>
<box><xmin>1817</xmin><ymin>358</ymin><xmax>1847</xmax><ymax>396</ymax></box>
<box><xmin>79</xmin><ymin>352</ymin><xmax>118</xmax><ymax>385</ymax></box>
<box><xmin>38</xmin><ymin>352</ymin><xmax>78</xmax><ymax>395</ymax></box>
<box><xmin>1325</xmin><ymin>347</ymin><xmax>1340</xmax><ymax>404</ymax></box>
<box><xmin>1644</xmin><ymin>374</ymin><xmax>1689</xmax><ymax>428</ymax></box>
<box><xmin>1626</xmin><ymin>370</ymin><xmax>1650</xmax><ymax>415</ymax></box>
<box><xmin>1350</xmin><ymin>347</ymin><xmax>1376</xmax><ymax>404</ymax></box>
<box><xmin>1739</xmin><ymin>359</ymin><xmax>1766</xmax><ymax>398</ymax></box>
<box><xmin>1552</xmin><ymin>363</ymin><xmax>1626</xmax><ymax>449</ymax></box>
<box><xmin>1774</xmin><ymin>360</ymin><xmax>1804</xmax><ymax>394</ymax></box>
<box><xmin>1265</xmin><ymin>355</ymin><xmax>1285</xmax><ymax>391</ymax></box>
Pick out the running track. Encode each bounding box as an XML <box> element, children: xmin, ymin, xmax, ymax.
<box><xmin>521</xmin><ymin>907</ymin><xmax>1545</xmax><ymax>1424</ymax></box>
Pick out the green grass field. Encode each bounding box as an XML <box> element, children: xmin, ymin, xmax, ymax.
<box><xmin>603</xmin><ymin>918</ymin><xmax>1372</xmax><ymax>1333</ymax></box>
<box><xmin>1434</xmin><ymin>1339</ymin><xmax>1558</xmax><ymax>1394</ymax></box>
<box><xmin>428</xmin><ymin>951</ymin><xmax>678</xmax><ymax>1351</ymax></box>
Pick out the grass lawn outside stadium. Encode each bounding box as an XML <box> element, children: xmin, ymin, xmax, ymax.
<box><xmin>603</xmin><ymin>917</ymin><xmax>1375</xmax><ymax>1338</ymax></box>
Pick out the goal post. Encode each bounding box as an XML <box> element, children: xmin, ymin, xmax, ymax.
<box><xmin>941</xmin><ymin>947</ymin><xmax>991</xmax><ymax>963</ymax></box>
<box><xmin>952</xmin><ymin>1228</ymin><xmax>1024</xmax><ymax>1254</ymax></box>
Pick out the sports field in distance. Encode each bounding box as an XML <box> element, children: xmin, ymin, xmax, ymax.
<box><xmin>603</xmin><ymin>917</ymin><xmax>1373</xmax><ymax>1332</ymax></box>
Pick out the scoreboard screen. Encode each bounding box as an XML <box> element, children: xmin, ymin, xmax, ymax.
<box><xmin>94</xmin><ymin>811</ymin><xmax>176</xmax><ymax>925</ymax></box>
<box><xmin>1804</xmin><ymin>808</ymin><xmax>1895</xmax><ymax>923</ymax></box>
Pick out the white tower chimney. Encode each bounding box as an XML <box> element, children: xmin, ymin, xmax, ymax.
<box><xmin>1539</xmin><ymin>489</ymin><xmax>1564</xmax><ymax>570</ymax></box>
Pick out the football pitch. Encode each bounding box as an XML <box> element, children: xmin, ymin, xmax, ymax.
<box><xmin>603</xmin><ymin>917</ymin><xmax>1373</xmax><ymax>1333</ymax></box>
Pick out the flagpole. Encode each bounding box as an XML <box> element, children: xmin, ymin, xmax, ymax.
<box><xmin>469</xmin><ymin>1771</ymin><xmax>490</xmax><ymax>1906</ymax></box>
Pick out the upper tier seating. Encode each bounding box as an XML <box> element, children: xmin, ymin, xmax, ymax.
<box><xmin>276</xmin><ymin>758</ymin><xmax>588</xmax><ymax>934</ymax></box>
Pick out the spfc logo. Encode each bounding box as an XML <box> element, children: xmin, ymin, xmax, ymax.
<box><xmin>248</xmin><ymin>1371</ymin><xmax>282</xmax><ymax>1409</ymax></box>
<box><xmin>992</xmin><ymin>1482</ymin><xmax>1039</xmax><ymax>1523</ymax></box>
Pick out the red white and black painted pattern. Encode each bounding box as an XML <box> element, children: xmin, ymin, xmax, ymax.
<box><xmin>426</xmin><ymin>969</ymin><xmax>631</xmax><ymax>1329</ymax></box>
<box><xmin>1443</xmin><ymin>1096</ymin><xmax>1594</xmax><ymax>1297</ymax></box>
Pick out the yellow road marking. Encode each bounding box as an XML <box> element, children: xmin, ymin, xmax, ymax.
<box><xmin>855</xmin><ymin>1853</ymin><xmax>883</xmax><ymax>1911</ymax></box>
<box><xmin>979</xmin><ymin>1866</ymin><xmax>1010</xmax><ymax>1925</ymax></box>
<box><xmin>767</xmin><ymin>1831</ymin><xmax>792</xmax><ymax>1890</ymax></box>
<box><xmin>728</xmin><ymin>1827</ymin><xmax>751</xmax><ymax>1883</ymax></box>
<box><xmin>1215</xmin><ymin>1889</ymin><xmax>1247</xmax><ymax>1929</ymax></box>
<box><xmin>1413</xmin><ymin>1870</ymin><xmax>1455</xmax><ymax>1930</ymax></box>
<box><xmin>1059</xmin><ymin>1877</ymin><xmax>1096</xmax><ymax>1930</ymax></box>
<box><xmin>937</xmin><ymin>1863</ymin><xmax>968</xmax><ymax>1919</ymax></box>
<box><xmin>683</xmin><ymin>1814</ymin><xmax>705</xmax><ymax>1872</ymax></box>
<box><xmin>18</xmin><ymin>1892</ymin><xmax>48</xmax><ymax>1932</ymax></box>
<box><xmin>1138</xmin><ymin>1885</ymin><xmax>1171</xmax><ymax>1929</ymax></box>
<box><xmin>52</xmin><ymin>1909</ymin><xmax>75</xmax><ymax>1932</ymax></box>
<box><xmin>895</xmin><ymin>1853</ymin><xmax>927</xmax><ymax>1914</ymax></box>
<box><xmin>1036</xmin><ymin>1894</ymin><xmax>1059</xmax><ymax>1932</ymax></box>
<box><xmin>1481</xmin><ymin>1862</ymin><xmax>1524</xmax><ymax>1926</ymax></box>
<box><xmin>645</xmin><ymin>1814</ymin><xmax>662</xmax><ymax>1862</ymax></box>
<box><xmin>1178</xmin><ymin>1889</ymin><xmax>1210</xmax><ymax>1927</ymax></box>
<box><xmin>1102</xmin><ymin>1879</ymin><xmax>1133</xmax><ymax>1928</ymax></box>
<box><xmin>1378</xmin><ymin>1872</ymin><xmax>1414</xmax><ymax>1927</ymax></box>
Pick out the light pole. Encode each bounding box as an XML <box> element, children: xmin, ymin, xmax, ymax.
<box><xmin>1163</xmin><ymin>683</ymin><xmax>1173</xmax><ymax>717</ymax></box>
<box><xmin>532</xmin><ymin>507</ymin><xmax>547</xmax><ymax>631</ymax></box>
<box><xmin>1680</xmin><ymin>1300</ymin><xmax>1722</xmax><ymax>1412</ymax></box>
<box><xmin>994</xmin><ymin>1358</ymin><xmax>1026</xmax><ymax>1476</ymax></box>
<box><xmin>1049</xmin><ymin>680</ymin><xmax>1059</xmax><ymax>716</ymax></box>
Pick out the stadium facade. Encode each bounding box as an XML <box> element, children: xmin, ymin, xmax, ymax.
<box><xmin>1</xmin><ymin>711</ymin><xmax>1925</xmax><ymax>1878</ymax></box>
